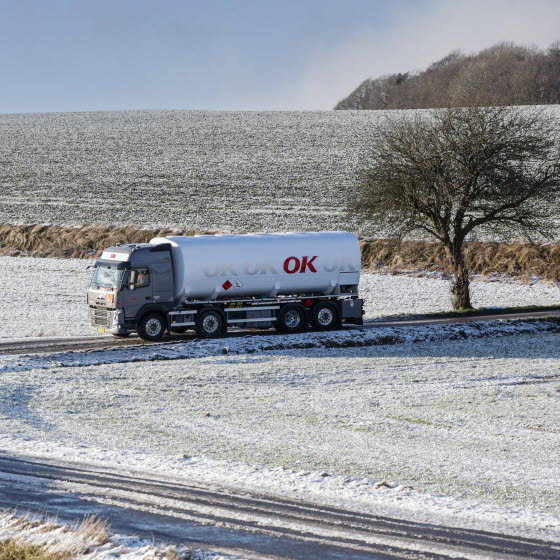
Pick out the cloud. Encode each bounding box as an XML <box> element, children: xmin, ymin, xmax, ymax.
<box><xmin>291</xmin><ymin>0</ymin><xmax>560</xmax><ymax>110</ymax></box>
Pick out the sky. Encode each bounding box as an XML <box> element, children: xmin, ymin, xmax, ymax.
<box><xmin>1</xmin><ymin>0</ymin><xmax>559</xmax><ymax>113</ymax></box>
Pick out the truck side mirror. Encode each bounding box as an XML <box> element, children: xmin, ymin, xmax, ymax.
<box><xmin>128</xmin><ymin>270</ymin><xmax>137</xmax><ymax>290</ymax></box>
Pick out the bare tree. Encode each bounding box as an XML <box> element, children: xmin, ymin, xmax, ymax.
<box><xmin>351</xmin><ymin>106</ymin><xmax>560</xmax><ymax>309</ymax></box>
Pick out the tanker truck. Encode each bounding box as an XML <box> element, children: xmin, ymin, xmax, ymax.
<box><xmin>88</xmin><ymin>232</ymin><xmax>364</xmax><ymax>341</ymax></box>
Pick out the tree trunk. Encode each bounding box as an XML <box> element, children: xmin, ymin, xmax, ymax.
<box><xmin>449</xmin><ymin>243</ymin><xmax>472</xmax><ymax>310</ymax></box>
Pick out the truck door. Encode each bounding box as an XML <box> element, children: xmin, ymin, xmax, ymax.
<box><xmin>151</xmin><ymin>262</ymin><xmax>174</xmax><ymax>304</ymax></box>
<box><xmin>123</xmin><ymin>267</ymin><xmax>153</xmax><ymax>320</ymax></box>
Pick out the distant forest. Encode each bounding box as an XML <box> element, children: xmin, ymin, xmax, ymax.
<box><xmin>335</xmin><ymin>41</ymin><xmax>560</xmax><ymax>110</ymax></box>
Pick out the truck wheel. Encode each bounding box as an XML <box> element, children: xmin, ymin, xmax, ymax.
<box><xmin>311</xmin><ymin>302</ymin><xmax>339</xmax><ymax>331</ymax></box>
<box><xmin>276</xmin><ymin>304</ymin><xmax>305</xmax><ymax>333</ymax></box>
<box><xmin>196</xmin><ymin>309</ymin><xmax>224</xmax><ymax>338</ymax></box>
<box><xmin>138</xmin><ymin>313</ymin><xmax>166</xmax><ymax>341</ymax></box>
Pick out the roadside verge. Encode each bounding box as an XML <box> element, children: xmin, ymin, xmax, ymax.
<box><xmin>1</xmin><ymin>317</ymin><xmax>559</xmax><ymax>373</ymax></box>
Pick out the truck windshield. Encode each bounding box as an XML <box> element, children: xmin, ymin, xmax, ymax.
<box><xmin>90</xmin><ymin>264</ymin><xmax>125</xmax><ymax>289</ymax></box>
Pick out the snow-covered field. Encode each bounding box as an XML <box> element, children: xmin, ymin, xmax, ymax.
<box><xmin>3</xmin><ymin>108</ymin><xmax>558</xmax><ymax>235</ymax></box>
<box><xmin>0</xmin><ymin>110</ymin><xmax>378</xmax><ymax>232</ymax></box>
<box><xmin>1</xmin><ymin>256</ymin><xmax>559</xmax><ymax>339</ymax></box>
<box><xmin>0</xmin><ymin>332</ymin><xmax>559</xmax><ymax>539</ymax></box>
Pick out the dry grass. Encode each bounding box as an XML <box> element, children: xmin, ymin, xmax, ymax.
<box><xmin>0</xmin><ymin>224</ymin><xmax>214</xmax><ymax>259</ymax></box>
<box><xmin>0</xmin><ymin>223</ymin><xmax>558</xmax><ymax>281</ymax></box>
<box><xmin>361</xmin><ymin>238</ymin><xmax>560</xmax><ymax>282</ymax></box>
<box><xmin>0</xmin><ymin>540</ymin><xmax>68</xmax><ymax>560</ymax></box>
<box><xmin>0</xmin><ymin>511</ymin><xmax>198</xmax><ymax>560</ymax></box>
<box><xmin>0</xmin><ymin>511</ymin><xmax>108</xmax><ymax>560</ymax></box>
<box><xmin>72</xmin><ymin>516</ymin><xmax>108</xmax><ymax>548</ymax></box>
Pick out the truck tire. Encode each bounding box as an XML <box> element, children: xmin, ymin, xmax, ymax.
<box><xmin>276</xmin><ymin>304</ymin><xmax>305</xmax><ymax>333</ymax></box>
<box><xmin>196</xmin><ymin>309</ymin><xmax>224</xmax><ymax>338</ymax></box>
<box><xmin>137</xmin><ymin>312</ymin><xmax>166</xmax><ymax>341</ymax></box>
<box><xmin>311</xmin><ymin>302</ymin><xmax>339</xmax><ymax>331</ymax></box>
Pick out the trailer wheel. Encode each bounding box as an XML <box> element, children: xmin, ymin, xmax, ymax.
<box><xmin>311</xmin><ymin>302</ymin><xmax>338</xmax><ymax>331</ymax></box>
<box><xmin>276</xmin><ymin>304</ymin><xmax>305</xmax><ymax>333</ymax></box>
<box><xmin>137</xmin><ymin>312</ymin><xmax>166</xmax><ymax>342</ymax></box>
<box><xmin>196</xmin><ymin>309</ymin><xmax>224</xmax><ymax>338</ymax></box>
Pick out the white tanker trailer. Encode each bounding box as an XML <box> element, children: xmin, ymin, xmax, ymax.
<box><xmin>87</xmin><ymin>232</ymin><xmax>364</xmax><ymax>341</ymax></box>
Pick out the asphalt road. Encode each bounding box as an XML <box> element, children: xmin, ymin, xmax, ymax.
<box><xmin>1</xmin><ymin>309</ymin><xmax>559</xmax><ymax>356</ymax></box>
<box><xmin>1</xmin><ymin>453</ymin><xmax>559</xmax><ymax>560</ymax></box>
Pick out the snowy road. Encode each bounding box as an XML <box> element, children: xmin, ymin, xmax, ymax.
<box><xmin>1</xmin><ymin>453</ymin><xmax>558</xmax><ymax>560</ymax></box>
<box><xmin>1</xmin><ymin>308</ymin><xmax>559</xmax><ymax>355</ymax></box>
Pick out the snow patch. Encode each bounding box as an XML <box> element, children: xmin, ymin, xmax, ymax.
<box><xmin>1</xmin><ymin>317</ymin><xmax>558</xmax><ymax>373</ymax></box>
<box><xmin>0</xmin><ymin>509</ymin><xmax>241</xmax><ymax>560</ymax></box>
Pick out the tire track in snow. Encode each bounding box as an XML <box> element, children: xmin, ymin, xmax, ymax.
<box><xmin>0</xmin><ymin>454</ymin><xmax>558</xmax><ymax>560</ymax></box>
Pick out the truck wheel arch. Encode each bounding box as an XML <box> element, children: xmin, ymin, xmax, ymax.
<box><xmin>133</xmin><ymin>303</ymin><xmax>173</xmax><ymax>328</ymax></box>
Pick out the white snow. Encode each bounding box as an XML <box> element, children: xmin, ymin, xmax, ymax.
<box><xmin>0</xmin><ymin>332</ymin><xmax>559</xmax><ymax>540</ymax></box>
<box><xmin>1</xmin><ymin>254</ymin><xmax>560</xmax><ymax>541</ymax></box>
<box><xmin>1</xmin><ymin>256</ymin><xmax>559</xmax><ymax>340</ymax></box>
<box><xmin>0</xmin><ymin>256</ymin><xmax>92</xmax><ymax>339</ymax></box>
<box><xmin>359</xmin><ymin>272</ymin><xmax>560</xmax><ymax>319</ymax></box>
<box><xmin>0</xmin><ymin>110</ymin><xmax>387</xmax><ymax>233</ymax></box>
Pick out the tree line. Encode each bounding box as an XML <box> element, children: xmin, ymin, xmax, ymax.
<box><xmin>336</xmin><ymin>41</ymin><xmax>560</xmax><ymax>110</ymax></box>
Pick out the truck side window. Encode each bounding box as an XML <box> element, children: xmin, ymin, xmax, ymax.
<box><xmin>135</xmin><ymin>267</ymin><xmax>150</xmax><ymax>288</ymax></box>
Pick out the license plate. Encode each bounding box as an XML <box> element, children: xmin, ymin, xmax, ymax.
<box><xmin>97</xmin><ymin>328</ymin><xmax>105</xmax><ymax>333</ymax></box>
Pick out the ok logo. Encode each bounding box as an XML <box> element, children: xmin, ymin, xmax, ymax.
<box><xmin>283</xmin><ymin>256</ymin><xmax>318</xmax><ymax>274</ymax></box>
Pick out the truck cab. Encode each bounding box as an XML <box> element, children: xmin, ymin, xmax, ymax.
<box><xmin>88</xmin><ymin>243</ymin><xmax>174</xmax><ymax>338</ymax></box>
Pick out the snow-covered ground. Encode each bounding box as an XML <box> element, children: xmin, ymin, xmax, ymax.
<box><xmin>1</xmin><ymin>317</ymin><xmax>558</xmax><ymax>373</ymax></box>
<box><xmin>1</xmin><ymin>256</ymin><xmax>559</xmax><ymax>339</ymax></box>
<box><xmin>0</xmin><ymin>331</ymin><xmax>559</xmax><ymax>539</ymax></box>
<box><xmin>361</xmin><ymin>272</ymin><xmax>560</xmax><ymax>318</ymax></box>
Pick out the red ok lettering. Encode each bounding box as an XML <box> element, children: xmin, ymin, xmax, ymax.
<box><xmin>283</xmin><ymin>256</ymin><xmax>318</xmax><ymax>274</ymax></box>
<box><xmin>300</xmin><ymin>256</ymin><xmax>317</xmax><ymax>273</ymax></box>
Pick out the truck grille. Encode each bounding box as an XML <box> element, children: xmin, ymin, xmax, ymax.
<box><xmin>91</xmin><ymin>308</ymin><xmax>111</xmax><ymax>327</ymax></box>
